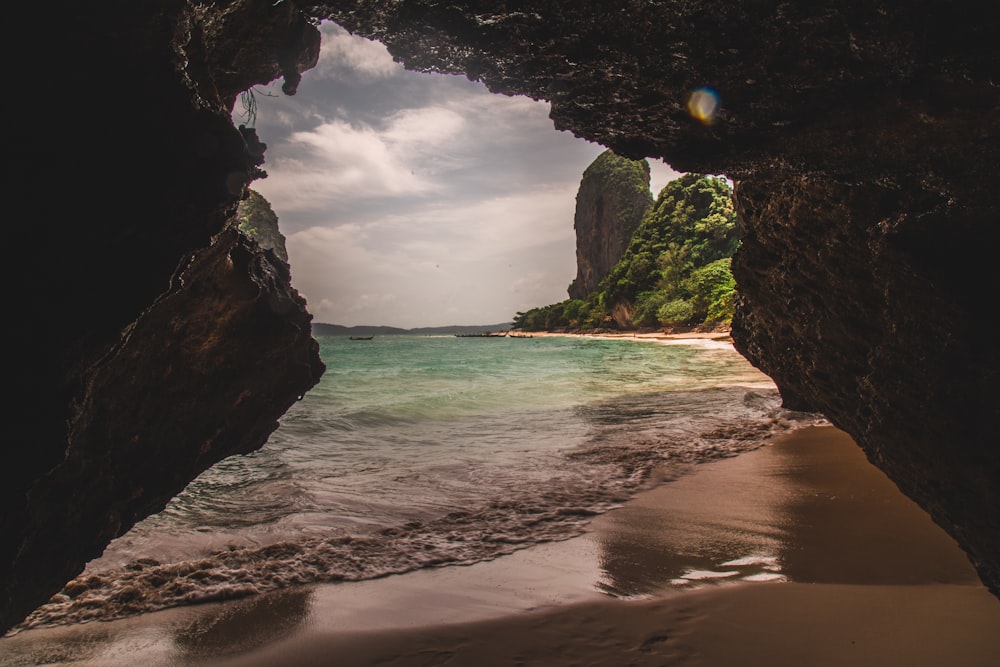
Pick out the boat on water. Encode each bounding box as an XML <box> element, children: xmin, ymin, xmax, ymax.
<box><xmin>349</xmin><ymin>336</ymin><xmax>374</xmax><ymax>340</ymax></box>
<box><xmin>455</xmin><ymin>331</ymin><xmax>508</xmax><ymax>338</ymax></box>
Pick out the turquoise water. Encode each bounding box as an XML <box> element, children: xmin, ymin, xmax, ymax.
<box><xmin>19</xmin><ymin>334</ymin><xmax>813</xmax><ymax>629</ymax></box>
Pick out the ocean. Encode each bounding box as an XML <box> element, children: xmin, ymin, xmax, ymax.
<box><xmin>15</xmin><ymin>334</ymin><xmax>818</xmax><ymax>631</ymax></box>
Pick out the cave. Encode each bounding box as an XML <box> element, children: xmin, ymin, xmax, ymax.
<box><xmin>3</xmin><ymin>0</ymin><xmax>997</xmax><ymax>634</ymax></box>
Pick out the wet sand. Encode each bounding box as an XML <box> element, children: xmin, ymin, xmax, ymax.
<box><xmin>3</xmin><ymin>426</ymin><xmax>998</xmax><ymax>666</ymax></box>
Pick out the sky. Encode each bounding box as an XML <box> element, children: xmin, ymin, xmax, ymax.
<box><xmin>240</xmin><ymin>21</ymin><xmax>682</xmax><ymax>329</ymax></box>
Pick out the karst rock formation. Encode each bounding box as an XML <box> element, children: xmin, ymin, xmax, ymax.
<box><xmin>3</xmin><ymin>0</ymin><xmax>997</xmax><ymax>633</ymax></box>
<box><xmin>568</xmin><ymin>150</ymin><xmax>653</xmax><ymax>300</ymax></box>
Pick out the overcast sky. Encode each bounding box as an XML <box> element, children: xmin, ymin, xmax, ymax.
<box><xmin>241</xmin><ymin>21</ymin><xmax>682</xmax><ymax>329</ymax></box>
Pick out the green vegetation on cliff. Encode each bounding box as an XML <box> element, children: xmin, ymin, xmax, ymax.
<box><xmin>582</xmin><ymin>149</ymin><xmax>653</xmax><ymax>222</ymax></box>
<box><xmin>514</xmin><ymin>174</ymin><xmax>738</xmax><ymax>331</ymax></box>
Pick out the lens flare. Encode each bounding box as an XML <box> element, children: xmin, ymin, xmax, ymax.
<box><xmin>687</xmin><ymin>87</ymin><xmax>719</xmax><ymax>124</ymax></box>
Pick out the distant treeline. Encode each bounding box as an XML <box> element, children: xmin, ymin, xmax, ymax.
<box><xmin>312</xmin><ymin>323</ymin><xmax>514</xmax><ymax>337</ymax></box>
<box><xmin>514</xmin><ymin>173</ymin><xmax>738</xmax><ymax>332</ymax></box>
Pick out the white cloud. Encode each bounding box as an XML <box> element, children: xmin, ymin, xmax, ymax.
<box><xmin>380</xmin><ymin>106</ymin><xmax>468</xmax><ymax>174</ymax></box>
<box><xmin>335</xmin><ymin>184</ymin><xmax>580</xmax><ymax>280</ymax></box>
<box><xmin>441</xmin><ymin>87</ymin><xmax>549</xmax><ymax>129</ymax></box>
<box><xmin>314</xmin><ymin>22</ymin><xmax>401</xmax><ymax>80</ymax></box>
<box><xmin>254</xmin><ymin>118</ymin><xmax>445</xmax><ymax>211</ymax></box>
<box><xmin>284</xmin><ymin>181</ymin><xmax>581</xmax><ymax>327</ymax></box>
<box><xmin>251</xmin><ymin>98</ymin><xmax>477</xmax><ymax>216</ymax></box>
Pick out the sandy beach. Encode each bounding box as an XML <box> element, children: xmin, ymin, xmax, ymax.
<box><xmin>216</xmin><ymin>426</ymin><xmax>999</xmax><ymax>667</ymax></box>
<box><xmin>530</xmin><ymin>329</ymin><xmax>736</xmax><ymax>342</ymax></box>
<box><xmin>4</xmin><ymin>424</ymin><xmax>998</xmax><ymax>666</ymax></box>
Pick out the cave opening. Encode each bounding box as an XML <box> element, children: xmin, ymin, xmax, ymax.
<box><xmin>236</xmin><ymin>20</ymin><xmax>681</xmax><ymax>330</ymax></box>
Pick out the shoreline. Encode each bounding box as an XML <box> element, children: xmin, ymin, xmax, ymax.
<box><xmin>530</xmin><ymin>329</ymin><xmax>734</xmax><ymax>341</ymax></box>
<box><xmin>4</xmin><ymin>425</ymin><xmax>998</xmax><ymax>666</ymax></box>
<box><xmin>529</xmin><ymin>329</ymin><xmax>737</xmax><ymax>350</ymax></box>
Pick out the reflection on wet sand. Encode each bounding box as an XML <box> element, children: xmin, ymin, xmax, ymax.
<box><xmin>592</xmin><ymin>432</ymin><xmax>791</xmax><ymax>596</ymax></box>
<box><xmin>592</xmin><ymin>426</ymin><xmax>979</xmax><ymax>597</ymax></box>
<box><xmin>773</xmin><ymin>427</ymin><xmax>980</xmax><ymax>585</ymax></box>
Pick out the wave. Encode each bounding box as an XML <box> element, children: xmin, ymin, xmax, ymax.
<box><xmin>15</xmin><ymin>388</ymin><xmax>824</xmax><ymax>631</ymax></box>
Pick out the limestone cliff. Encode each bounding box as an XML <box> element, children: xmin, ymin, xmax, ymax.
<box><xmin>568</xmin><ymin>150</ymin><xmax>653</xmax><ymax>300</ymax></box>
<box><xmin>3</xmin><ymin>0</ymin><xmax>999</xmax><ymax>634</ymax></box>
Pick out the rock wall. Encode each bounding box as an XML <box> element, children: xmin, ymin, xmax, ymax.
<box><xmin>568</xmin><ymin>150</ymin><xmax>653</xmax><ymax>300</ymax></box>
<box><xmin>3</xmin><ymin>0</ymin><xmax>998</xmax><ymax>634</ymax></box>
<box><xmin>2</xmin><ymin>1</ymin><xmax>324</xmax><ymax>633</ymax></box>
<box><xmin>731</xmin><ymin>175</ymin><xmax>999</xmax><ymax>590</ymax></box>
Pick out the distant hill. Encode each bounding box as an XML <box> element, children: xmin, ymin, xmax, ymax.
<box><xmin>312</xmin><ymin>323</ymin><xmax>514</xmax><ymax>337</ymax></box>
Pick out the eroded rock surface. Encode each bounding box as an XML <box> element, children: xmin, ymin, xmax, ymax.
<box><xmin>3</xmin><ymin>0</ymin><xmax>998</xmax><ymax>634</ymax></box>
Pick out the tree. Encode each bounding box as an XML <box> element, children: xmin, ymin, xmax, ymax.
<box><xmin>600</xmin><ymin>174</ymin><xmax>738</xmax><ymax>328</ymax></box>
<box><xmin>685</xmin><ymin>258</ymin><xmax>736</xmax><ymax>323</ymax></box>
<box><xmin>657</xmin><ymin>299</ymin><xmax>695</xmax><ymax>327</ymax></box>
